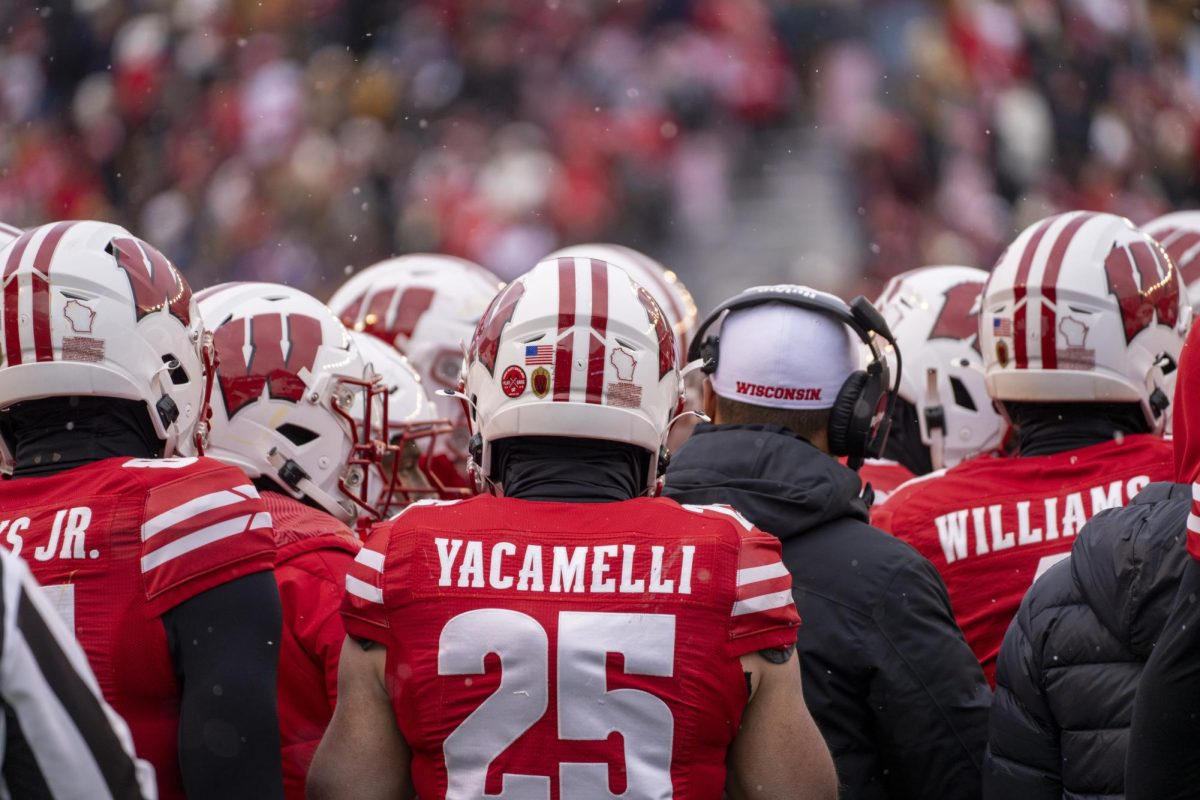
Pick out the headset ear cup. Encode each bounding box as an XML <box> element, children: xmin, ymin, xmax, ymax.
<box><xmin>699</xmin><ymin>335</ymin><xmax>719</xmax><ymax>375</ymax></box>
<box><xmin>828</xmin><ymin>371</ymin><xmax>869</xmax><ymax>456</ymax></box>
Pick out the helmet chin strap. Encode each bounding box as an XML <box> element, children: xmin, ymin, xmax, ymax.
<box><xmin>267</xmin><ymin>447</ymin><xmax>355</xmax><ymax>522</ymax></box>
<box><xmin>923</xmin><ymin>368</ymin><xmax>946</xmax><ymax>471</ymax></box>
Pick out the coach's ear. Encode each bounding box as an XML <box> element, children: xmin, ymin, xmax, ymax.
<box><xmin>703</xmin><ymin>378</ymin><xmax>719</xmax><ymax>424</ymax></box>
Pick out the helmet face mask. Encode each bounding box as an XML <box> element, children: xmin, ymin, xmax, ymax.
<box><xmin>462</xmin><ymin>257</ymin><xmax>683</xmax><ymax>495</ymax></box>
<box><xmin>198</xmin><ymin>282</ymin><xmax>392</xmax><ymax>524</ymax></box>
<box><xmin>980</xmin><ymin>211</ymin><xmax>1190</xmax><ymax>432</ymax></box>
<box><xmin>329</xmin><ymin>254</ymin><xmax>504</xmax><ymax>491</ymax></box>
<box><xmin>347</xmin><ymin>330</ymin><xmax>453</xmax><ymax>521</ymax></box>
<box><xmin>0</xmin><ymin>221</ymin><xmax>209</xmax><ymax>466</ymax></box>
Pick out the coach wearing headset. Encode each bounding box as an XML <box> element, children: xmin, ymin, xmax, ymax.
<box><xmin>663</xmin><ymin>285</ymin><xmax>990</xmax><ymax>800</ymax></box>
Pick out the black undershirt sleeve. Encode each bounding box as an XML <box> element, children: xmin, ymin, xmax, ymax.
<box><xmin>163</xmin><ymin>571</ymin><xmax>284</xmax><ymax>800</ymax></box>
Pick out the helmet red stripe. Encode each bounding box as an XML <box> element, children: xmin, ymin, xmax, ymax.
<box><xmin>553</xmin><ymin>259</ymin><xmax>576</xmax><ymax>401</ymax></box>
<box><xmin>1013</xmin><ymin>217</ymin><xmax>1055</xmax><ymax>369</ymax></box>
<box><xmin>362</xmin><ymin>289</ymin><xmax>396</xmax><ymax>339</ymax></box>
<box><xmin>30</xmin><ymin>222</ymin><xmax>75</xmax><ymax>363</ymax></box>
<box><xmin>586</xmin><ymin>260</ymin><xmax>609</xmax><ymax>405</ymax></box>
<box><xmin>1038</xmin><ymin>213</ymin><xmax>1093</xmax><ymax>370</ymax></box>
<box><xmin>2</xmin><ymin>230</ymin><xmax>37</xmax><ymax>366</ymax></box>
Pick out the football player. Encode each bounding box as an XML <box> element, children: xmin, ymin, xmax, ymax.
<box><xmin>545</xmin><ymin>243</ymin><xmax>700</xmax><ymax>453</ymax></box>
<box><xmin>196</xmin><ymin>283</ymin><xmax>399</xmax><ymax>799</ymax></box>
<box><xmin>328</xmin><ymin>254</ymin><xmax>503</xmax><ymax>495</ymax></box>
<box><xmin>0</xmin><ymin>221</ymin><xmax>282</xmax><ymax>799</ymax></box>
<box><xmin>348</xmin><ymin>331</ymin><xmax>450</xmax><ymax>530</ymax></box>
<box><xmin>875</xmin><ymin>211</ymin><xmax>1188</xmax><ymax>682</ymax></box>
<box><xmin>308</xmin><ymin>257</ymin><xmax>838</xmax><ymax>799</ymax></box>
<box><xmin>863</xmin><ymin>266</ymin><xmax>1006</xmax><ymax>503</ymax></box>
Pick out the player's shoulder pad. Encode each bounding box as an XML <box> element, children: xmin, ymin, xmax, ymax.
<box><xmin>676</xmin><ymin>502</ymin><xmax>756</xmax><ymax>532</ymax></box>
<box><xmin>882</xmin><ymin>466</ymin><xmax>950</xmax><ymax>500</ymax></box>
<box><xmin>119</xmin><ymin>455</ymin><xmax>245</xmax><ymax>488</ymax></box>
<box><xmin>386</xmin><ymin>497</ymin><xmax>466</xmax><ymax>523</ymax></box>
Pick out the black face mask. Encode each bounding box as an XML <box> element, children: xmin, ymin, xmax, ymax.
<box><xmin>3</xmin><ymin>396</ymin><xmax>163</xmax><ymax>477</ymax></box>
<box><xmin>1003</xmin><ymin>401</ymin><xmax>1150</xmax><ymax>458</ymax></box>
<box><xmin>491</xmin><ymin>437</ymin><xmax>650</xmax><ymax>503</ymax></box>
<box><xmin>881</xmin><ymin>396</ymin><xmax>934</xmax><ymax>476</ymax></box>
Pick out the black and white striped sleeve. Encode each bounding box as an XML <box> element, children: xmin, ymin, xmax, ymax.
<box><xmin>0</xmin><ymin>548</ymin><xmax>155</xmax><ymax>800</ymax></box>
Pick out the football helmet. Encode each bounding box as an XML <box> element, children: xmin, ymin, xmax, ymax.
<box><xmin>197</xmin><ymin>282</ymin><xmax>389</xmax><ymax>524</ymax></box>
<box><xmin>980</xmin><ymin>211</ymin><xmax>1188</xmax><ymax>430</ymax></box>
<box><xmin>463</xmin><ymin>256</ymin><xmax>683</xmax><ymax>494</ymax></box>
<box><xmin>347</xmin><ymin>331</ymin><xmax>452</xmax><ymax>519</ymax></box>
<box><xmin>875</xmin><ymin>265</ymin><xmax>1005</xmax><ymax>469</ymax></box>
<box><xmin>328</xmin><ymin>254</ymin><xmax>503</xmax><ymax>490</ymax></box>
<box><xmin>1142</xmin><ymin>211</ymin><xmax>1200</xmax><ymax>311</ymax></box>
<box><xmin>0</xmin><ymin>220</ymin><xmax>210</xmax><ymax>460</ymax></box>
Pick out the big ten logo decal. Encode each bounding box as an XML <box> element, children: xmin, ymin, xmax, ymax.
<box><xmin>110</xmin><ymin>237</ymin><xmax>192</xmax><ymax>325</ymax></box>
<box><xmin>1104</xmin><ymin>239</ymin><xmax>1181</xmax><ymax>343</ymax></box>
<box><xmin>930</xmin><ymin>281</ymin><xmax>984</xmax><ymax>354</ymax></box>
<box><xmin>212</xmin><ymin>313</ymin><xmax>323</xmax><ymax>416</ymax></box>
<box><xmin>469</xmin><ymin>280</ymin><xmax>526</xmax><ymax>376</ymax></box>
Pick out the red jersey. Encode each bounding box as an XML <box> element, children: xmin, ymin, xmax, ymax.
<box><xmin>857</xmin><ymin>458</ymin><xmax>916</xmax><ymax>505</ymax></box>
<box><xmin>0</xmin><ymin>456</ymin><xmax>276</xmax><ymax>799</ymax></box>
<box><xmin>342</xmin><ymin>495</ymin><xmax>800</xmax><ymax>800</ymax></box>
<box><xmin>265</xmin><ymin>491</ymin><xmax>360</xmax><ymax>800</ymax></box>
<box><xmin>874</xmin><ymin>434</ymin><xmax>1173</xmax><ymax>682</ymax></box>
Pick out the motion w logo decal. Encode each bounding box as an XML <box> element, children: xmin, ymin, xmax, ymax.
<box><xmin>212</xmin><ymin>313</ymin><xmax>323</xmax><ymax>416</ymax></box>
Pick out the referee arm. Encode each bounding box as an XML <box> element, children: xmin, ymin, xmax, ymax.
<box><xmin>0</xmin><ymin>548</ymin><xmax>155</xmax><ymax>800</ymax></box>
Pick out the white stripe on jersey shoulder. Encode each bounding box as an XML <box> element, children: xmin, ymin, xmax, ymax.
<box><xmin>354</xmin><ymin>548</ymin><xmax>385</xmax><ymax>572</ymax></box>
<box><xmin>122</xmin><ymin>457</ymin><xmax>200</xmax><ymax>469</ymax></box>
<box><xmin>888</xmin><ymin>467</ymin><xmax>950</xmax><ymax>496</ymax></box>
<box><xmin>142</xmin><ymin>488</ymin><xmax>256</xmax><ymax>541</ymax></box>
<box><xmin>736</xmin><ymin>562</ymin><xmax>789</xmax><ymax>586</ymax></box>
<box><xmin>1191</xmin><ymin>482</ymin><xmax>1200</xmax><ymax>503</ymax></box>
<box><xmin>680</xmin><ymin>503</ymin><xmax>754</xmax><ymax>531</ymax></box>
<box><xmin>732</xmin><ymin>588</ymin><xmax>794</xmax><ymax>616</ymax></box>
<box><xmin>388</xmin><ymin>498</ymin><xmax>463</xmax><ymax>521</ymax></box>
<box><xmin>346</xmin><ymin>575</ymin><xmax>383</xmax><ymax>604</ymax></box>
<box><xmin>140</xmin><ymin>512</ymin><xmax>267</xmax><ymax>572</ymax></box>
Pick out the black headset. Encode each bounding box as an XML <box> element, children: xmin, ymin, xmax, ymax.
<box><xmin>687</xmin><ymin>285</ymin><xmax>902</xmax><ymax>469</ymax></box>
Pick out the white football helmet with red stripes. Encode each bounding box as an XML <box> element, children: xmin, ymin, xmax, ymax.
<box><xmin>0</xmin><ymin>220</ymin><xmax>210</xmax><ymax>459</ymax></box>
<box><xmin>545</xmin><ymin>244</ymin><xmax>698</xmax><ymax>361</ymax></box>
<box><xmin>1143</xmin><ymin>211</ymin><xmax>1200</xmax><ymax>311</ymax></box>
<box><xmin>348</xmin><ymin>331</ymin><xmax>452</xmax><ymax>520</ymax></box>
<box><xmin>328</xmin><ymin>254</ymin><xmax>503</xmax><ymax>491</ymax></box>
<box><xmin>463</xmin><ymin>257</ymin><xmax>683</xmax><ymax>493</ymax></box>
<box><xmin>876</xmin><ymin>265</ymin><xmax>1004</xmax><ymax>468</ymax></box>
<box><xmin>980</xmin><ymin>211</ymin><xmax>1189</xmax><ymax>430</ymax></box>
<box><xmin>197</xmin><ymin>282</ymin><xmax>389</xmax><ymax>524</ymax></box>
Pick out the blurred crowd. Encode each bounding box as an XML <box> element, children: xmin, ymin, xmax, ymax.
<box><xmin>1</xmin><ymin>0</ymin><xmax>1198</xmax><ymax>295</ymax></box>
<box><xmin>793</xmin><ymin>0</ymin><xmax>1200</xmax><ymax>283</ymax></box>
<box><xmin>0</xmin><ymin>0</ymin><xmax>793</xmax><ymax>293</ymax></box>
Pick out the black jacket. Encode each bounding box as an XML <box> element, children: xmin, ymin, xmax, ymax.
<box><xmin>664</xmin><ymin>423</ymin><xmax>990</xmax><ymax>800</ymax></box>
<box><xmin>984</xmin><ymin>481</ymin><xmax>1189</xmax><ymax>800</ymax></box>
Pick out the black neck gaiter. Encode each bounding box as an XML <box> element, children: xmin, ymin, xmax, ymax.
<box><xmin>1005</xmin><ymin>401</ymin><xmax>1150</xmax><ymax>458</ymax></box>
<box><xmin>881</xmin><ymin>396</ymin><xmax>934</xmax><ymax>475</ymax></box>
<box><xmin>4</xmin><ymin>397</ymin><xmax>162</xmax><ymax>477</ymax></box>
<box><xmin>493</xmin><ymin>437</ymin><xmax>648</xmax><ymax>503</ymax></box>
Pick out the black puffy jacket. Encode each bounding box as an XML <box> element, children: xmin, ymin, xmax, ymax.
<box><xmin>984</xmin><ymin>481</ymin><xmax>1190</xmax><ymax>800</ymax></box>
<box><xmin>664</xmin><ymin>423</ymin><xmax>990</xmax><ymax>800</ymax></box>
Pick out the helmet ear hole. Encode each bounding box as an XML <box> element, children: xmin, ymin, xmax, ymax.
<box><xmin>948</xmin><ymin>376</ymin><xmax>976</xmax><ymax>411</ymax></box>
<box><xmin>277</xmin><ymin>423</ymin><xmax>319</xmax><ymax>446</ymax></box>
<box><xmin>161</xmin><ymin>355</ymin><xmax>189</xmax><ymax>385</ymax></box>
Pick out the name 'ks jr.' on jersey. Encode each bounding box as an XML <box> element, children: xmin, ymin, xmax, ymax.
<box><xmin>875</xmin><ymin>211</ymin><xmax>1188</xmax><ymax>682</ymax></box>
<box><xmin>0</xmin><ymin>221</ymin><xmax>280</xmax><ymax>799</ymax></box>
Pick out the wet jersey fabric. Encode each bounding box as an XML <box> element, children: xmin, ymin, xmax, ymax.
<box><xmin>0</xmin><ymin>455</ymin><xmax>275</xmax><ymax>799</ymax></box>
<box><xmin>265</xmin><ymin>491</ymin><xmax>360</xmax><ymax>800</ymax></box>
<box><xmin>875</xmin><ymin>434</ymin><xmax>1174</xmax><ymax>682</ymax></box>
<box><xmin>342</xmin><ymin>494</ymin><xmax>800</xmax><ymax>800</ymax></box>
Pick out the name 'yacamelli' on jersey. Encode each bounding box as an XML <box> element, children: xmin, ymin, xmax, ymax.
<box><xmin>434</xmin><ymin>537</ymin><xmax>696</xmax><ymax>594</ymax></box>
<box><xmin>934</xmin><ymin>475</ymin><xmax>1150</xmax><ymax>563</ymax></box>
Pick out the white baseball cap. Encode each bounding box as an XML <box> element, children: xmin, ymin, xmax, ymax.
<box><xmin>711</xmin><ymin>299</ymin><xmax>860</xmax><ymax>410</ymax></box>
